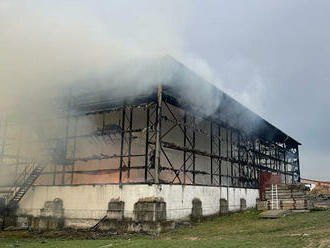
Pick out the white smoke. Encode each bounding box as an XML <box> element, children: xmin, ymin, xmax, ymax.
<box><xmin>0</xmin><ymin>1</ymin><xmax>187</xmax><ymax>111</ymax></box>
<box><xmin>0</xmin><ymin>0</ymin><xmax>230</xmax><ymax>120</ymax></box>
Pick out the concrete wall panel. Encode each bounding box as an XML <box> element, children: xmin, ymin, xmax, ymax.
<box><xmin>18</xmin><ymin>184</ymin><xmax>258</xmax><ymax>224</ymax></box>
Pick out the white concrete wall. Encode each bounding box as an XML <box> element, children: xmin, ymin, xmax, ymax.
<box><xmin>18</xmin><ymin>184</ymin><xmax>158</xmax><ymax>220</ymax></box>
<box><xmin>17</xmin><ymin>184</ymin><xmax>259</xmax><ymax>223</ymax></box>
<box><xmin>157</xmin><ymin>185</ymin><xmax>259</xmax><ymax>220</ymax></box>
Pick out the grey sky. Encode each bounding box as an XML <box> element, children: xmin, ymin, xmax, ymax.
<box><xmin>1</xmin><ymin>0</ymin><xmax>329</xmax><ymax>180</ymax></box>
<box><xmin>94</xmin><ymin>0</ymin><xmax>330</xmax><ymax>180</ymax></box>
<box><xmin>182</xmin><ymin>0</ymin><xmax>330</xmax><ymax>180</ymax></box>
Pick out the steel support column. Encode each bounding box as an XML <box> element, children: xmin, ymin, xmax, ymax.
<box><xmin>119</xmin><ymin>106</ymin><xmax>126</xmax><ymax>184</ymax></box>
<box><xmin>154</xmin><ymin>85</ymin><xmax>162</xmax><ymax>184</ymax></box>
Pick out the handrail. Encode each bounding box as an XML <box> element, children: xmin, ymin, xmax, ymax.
<box><xmin>4</xmin><ymin>160</ymin><xmax>36</xmax><ymax>203</ymax></box>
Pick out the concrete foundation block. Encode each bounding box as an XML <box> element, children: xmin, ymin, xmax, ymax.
<box><xmin>40</xmin><ymin>198</ymin><xmax>64</xmax><ymax>218</ymax></box>
<box><xmin>134</xmin><ymin>197</ymin><xmax>166</xmax><ymax>222</ymax></box>
<box><xmin>107</xmin><ymin>200</ymin><xmax>124</xmax><ymax>220</ymax></box>
<box><xmin>191</xmin><ymin>198</ymin><xmax>202</xmax><ymax>220</ymax></box>
<box><xmin>220</xmin><ymin>198</ymin><xmax>228</xmax><ymax>213</ymax></box>
<box><xmin>17</xmin><ymin>216</ymin><xmax>29</xmax><ymax>228</ymax></box>
<box><xmin>31</xmin><ymin>216</ymin><xmax>64</xmax><ymax>231</ymax></box>
<box><xmin>240</xmin><ymin>198</ymin><xmax>247</xmax><ymax>211</ymax></box>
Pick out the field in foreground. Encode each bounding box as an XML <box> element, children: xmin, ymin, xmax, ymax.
<box><xmin>0</xmin><ymin>210</ymin><xmax>329</xmax><ymax>248</ymax></box>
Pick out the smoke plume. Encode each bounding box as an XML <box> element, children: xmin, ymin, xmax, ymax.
<box><xmin>0</xmin><ymin>0</ymin><xmax>225</xmax><ymax>186</ymax></box>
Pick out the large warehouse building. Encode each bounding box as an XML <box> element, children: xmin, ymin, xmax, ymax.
<box><xmin>0</xmin><ymin>57</ymin><xmax>300</xmax><ymax>231</ymax></box>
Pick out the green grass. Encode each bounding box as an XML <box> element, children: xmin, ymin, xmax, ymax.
<box><xmin>0</xmin><ymin>210</ymin><xmax>329</xmax><ymax>248</ymax></box>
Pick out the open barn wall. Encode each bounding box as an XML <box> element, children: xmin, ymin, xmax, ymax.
<box><xmin>0</xmin><ymin>88</ymin><xmax>300</xmax><ymax>189</ymax></box>
<box><xmin>37</xmin><ymin>102</ymin><xmax>157</xmax><ymax>185</ymax></box>
<box><xmin>0</xmin><ymin>101</ymin><xmax>158</xmax><ymax>188</ymax></box>
<box><xmin>159</xmin><ymin>98</ymin><xmax>299</xmax><ymax>188</ymax></box>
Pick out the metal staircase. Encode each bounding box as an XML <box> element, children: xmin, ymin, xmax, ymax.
<box><xmin>0</xmin><ymin>123</ymin><xmax>62</xmax><ymax>216</ymax></box>
<box><xmin>2</xmin><ymin>134</ymin><xmax>62</xmax><ymax>211</ymax></box>
<box><xmin>4</xmin><ymin>162</ymin><xmax>45</xmax><ymax>210</ymax></box>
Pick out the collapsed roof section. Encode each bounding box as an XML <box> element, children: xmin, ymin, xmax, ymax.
<box><xmin>70</xmin><ymin>55</ymin><xmax>300</xmax><ymax>148</ymax></box>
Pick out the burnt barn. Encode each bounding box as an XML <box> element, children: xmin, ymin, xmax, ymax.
<box><xmin>0</xmin><ymin>57</ymin><xmax>300</xmax><ymax>232</ymax></box>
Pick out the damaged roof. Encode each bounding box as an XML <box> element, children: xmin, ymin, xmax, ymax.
<box><xmin>70</xmin><ymin>55</ymin><xmax>301</xmax><ymax>147</ymax></box>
